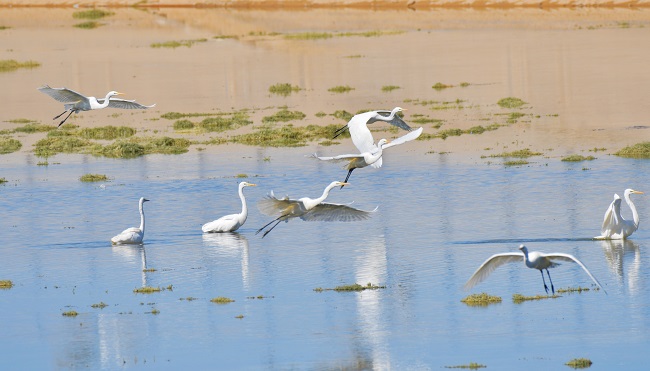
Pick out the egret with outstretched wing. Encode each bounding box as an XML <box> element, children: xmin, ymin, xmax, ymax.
<box><xmin>595</xmin><ymin>189</ymin><xmax>643</xmax><ymax>240</ymax></box>
<box><xmin>333</xmin><ymin>107</ymin><xmax>412</xmax><ymax>154</ymax></box>
<box><xmin>464</xmin><ymin>244</ymin><xmax>606</xmax><ymax>295</ymax></box>
<box><xmin>38</xmin><ymin>85</ymin><xmax>155</xmax><ymax>126</ymax></box>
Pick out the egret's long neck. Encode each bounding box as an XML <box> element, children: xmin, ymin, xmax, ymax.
<box><xmin>626</xmin><ymin>192</ymin><xmax>640</xmax><ymax>228</ymax></box>
<box><xmin>139</xmin><ymin>203</ymin><xmax>145</xmax><ymax>233</ymax></box>
<box><xmin>314</xmin><ymin>185</ymin><xmax>336</xmax><ymax>206</ymax></box>
<box><xmin>239</xmin><ymin>186</ymin><xmax>248</xmax><ymax>217</ymax></box>
<box><xmin>99</xmin><ymin>92</ymin><xmax>113</xmax><ymax>108</ymax></box>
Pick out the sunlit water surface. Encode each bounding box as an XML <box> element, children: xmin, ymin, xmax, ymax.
<box><xmin>1</xmin><ymin>149</ymin><xmax>650</xmax><ymax>370</ymax></box>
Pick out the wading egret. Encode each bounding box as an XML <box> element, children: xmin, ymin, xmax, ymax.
<box><xmin>464</xmin><ymin>244</ymin><xmax>606</xmax><ymax>295</ymax></box>
<box><xmin>333</xmin><ymin>107</ymin><xmax>412</xmax><ymax>154</ymax></box>
<box><xmin>202</xmin><ymin>182</ymin><xmax>257</xmax><ymax>233</ymax></box>
<box><xmin>595</xmin><ymin>189</ymin><xmax>644</xmax><ymax>240</ymax></box>
<box><xmin>38</xmin><ymin>85</ymin><xmax>155</xmax><ymax>126</ymax></box>
<box><xmin>314</xmin><ymin>127</ymin><xmax>423</xmax><ymax>186</ymax></box>
<box><xmin>111</xmin><ymin>197</ymin><xmax>150</xmax><ymax>245</ymax></box>
<box><xmin>256</xmin><ymin>181</ymin><xmax>375</xmax><ymax>238</ymax></box>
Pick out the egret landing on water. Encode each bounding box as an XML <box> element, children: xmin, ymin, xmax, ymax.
<box><xmin>111</xmin><ymin>197</ymin><xmax>150</xmax><ymax>245</ymax></box>
<box><xmin>333</xmin><ymin>107</ymin><xmax>412</xmax><ymax>153</ymax></box>
<box><xmin>256</xmin><ymin>181</ymin><xmax>376</xmax><ymax>238</ymax></box>
<box><xmin>595</xmin><ymin>189</ymin><xmax>644</xmax><ymax>240</ymax></box>
<box><xmin>313</xmin><ymin>127</ymin><xmax>423</xmax><ymax>186</ymax></box>
<box><xmin>464</xmin><ymin>244</ymin><xmax>606</xmax><ymax>295</ymax></box>
<box><xmin>202</xmin><ymin>182</ymin><xmax>257</xmax><ymax>233</ymax></box>
<box><xmin>38</xmin><ymin>85</ymin><xmax>155</xmax><ymax>126</ymax></box>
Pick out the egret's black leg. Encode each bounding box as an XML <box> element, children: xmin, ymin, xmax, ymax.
<box><xmin>256</xmin><ymin>216</ymin><xmax>281</xmax><ymax>235</ymax></box>
<box><xmin>53</xmin><ymin>110</ymin><xmax>68</xmax><ymax>120</ymax></box>
<box><xmin>545</xmin><ymin>269</ymin><xmax>555</xmax><ymax>294</ymax></box>
<box><xmin>341</xmin><ymin>168</ymin><xmax>354</xmax><ymax>189</ymax></box>
<box><xmin>58</xmin><ymin>111</ymin><xmax>74</xmax><ymax>127</ymax></box>
<box><xmin>332</xmin><ymin>124</ymin><xmax>349</xmax><ymax>139</ymax></box>
<box><xmin>262</xmin><ymin>220</ymin><xmax>283</xmax><ymax>238</ymax></box>
<box><xmin>540</xmin><ymin>270</ymin><xmax>549</xmax><ymax>294</ymax></box>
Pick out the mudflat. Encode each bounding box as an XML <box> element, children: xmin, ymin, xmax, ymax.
<box><xmin>1</xmin><ymin>5</ymin><xmax>649</xmax><ymax>160</ymax></box>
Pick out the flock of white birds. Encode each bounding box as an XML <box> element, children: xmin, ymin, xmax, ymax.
<box><xmin>39</xmin><ymin>86</ymin><xmax>643</xmax><ymax>294</ymax></box>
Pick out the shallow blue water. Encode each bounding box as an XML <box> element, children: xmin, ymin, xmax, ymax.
<box><xmin>1</xmin><ymin>148</ymin><xmax>650</xmax><ymax>370</ymax></box>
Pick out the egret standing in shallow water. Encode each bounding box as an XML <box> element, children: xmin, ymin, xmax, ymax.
<box><xmin>38</xmin><ymin>85</ymin><xmax>155</xmax><ymax>126</ymax></box>
<box><xmin>595</xmin><ymin>189</ymin><xmax>644</xmax><ymax>240</ymax></box>
<box><xmin>256</xmin><ymin>181</ymin><xmax>375</xmax><ymax>238</ymax></box>
<box><xmin>111</xmin><ymin>197</ymin><xmax>150</xmax><ymax>245</ymax></box>
<box><xmin>202</xmin><ymin>182</ymin><xmax>257</xmax><ymax>233</ymax></box>
<box><xmin>333</xmin><ymin>107</ymin><xmax>412</xmax><ymax>154</ymax></box>
<box><xmin>464</xmin><ymin>244</ymin><xmax>606</xmax><ymax>294</ymax></box>
<box><xmin>314</xmin><ymin>127</ymin><xmax>423</xmax><ymax>186</ymax></box>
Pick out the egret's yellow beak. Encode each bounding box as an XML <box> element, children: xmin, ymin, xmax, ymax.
<box><xmin>339</xmin><ymin>182</ymin><xmax>350</xmax><ymax>186</ymax></box>
<box><xmin>249</xmin><ymin>183</ymin><xmax>258</xmax><ymax>187</ymax></box>
<box><xmin>633</xmin><ymin>190</ymin><xmax>644</xmax><ymax>194</ymax></box>
<box><xmin>116</xmin><ymin>92</ymin><xmax>124</xmax><ymax>96</ymax></box>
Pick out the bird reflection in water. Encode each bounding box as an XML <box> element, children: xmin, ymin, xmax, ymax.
<box><xmin>202</xmin><ymin>232</ymin><xmax>250</xmax><ymax>290</ymax></box>
<box><xmin>599</xmin><ymin>239</ymin><xmax>642</xmax><ymax>294</ymax></box>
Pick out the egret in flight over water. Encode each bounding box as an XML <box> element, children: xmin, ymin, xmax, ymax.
<box><xmin>595</xmin><ymin>189</ymin><xmax>643</xmax><ymax>240</ymax></box>
<box><xmin>111</xmin><ymin>197</ymin><xmax>150</xmax><ymax>245</ymax></box>
<box><xmin>464</xmin><ymin>244</ymin><xmax>606</xmax><ymax>295</ymax></box>
<box><xmin>256</xmin><ymin>181</ymin><xmax>375</xmax><ymax>238</ymax></box>
<box><xmin>313</xmin><ymin>127</ymin><xmax>423</xmax><ymax>186</ymax></box>
<box><xmin>333</xmin><ymin>107</ymin><xmax>412</xmax><ymax>154</ymax></box>
<box><xmin>202</xmin><ymin>182</ymin><xmax>257</xmax><ymax>233</ymax></box>
<box><xmin>38</xmin><ymin>85</ymin><xmax>155</xmax><ymax>126</ymax></box>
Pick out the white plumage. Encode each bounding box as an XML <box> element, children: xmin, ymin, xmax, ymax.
<box><xmin>111</xmin><ymin>197</ymin><xmax>150</xmax><ymax>245</ymax></box>
<box><xmin>202</xmin><ymin>182</ymin><xmax>256</xmax><ymax>233</ymax></box>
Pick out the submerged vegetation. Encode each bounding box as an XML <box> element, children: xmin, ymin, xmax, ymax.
<box><xmin>565</xmin><ymin>358</ymin><xmax>593</xmax><ymax>369</ymax></box>
<box><xmin>328</xmin><ymin>85</ymin><xmax>355</xmax><ymax>93</ymax></box>
<box><xmin>231</xmin><ymin>124</ymin><xmax>341</xmax><ymax>147</ymax></box>
<box><xmin>74</xmin><ymin>21</ymin><xmax>102</xmax><ymax>29</ymax></box>
<box><xmin>0</xmin><ymin>137</ymin><xmax>22</xmax><ymax>154</ymax></box>
<box><xmin>498</xmin><ymin>97</ymin><xmax>527</xmax><ymax>109</ymax></box>
<box><xmin>133</xmin><ymin>286</ymin><xmax>162</xmax><ymax>294</ymax></box>
<box><xmin>284</xmin><ymin>30</ymin><xmax>403</xmax><ymax>40</ymax></box>
<box><xmin>0</xmin><ymin>59</ymin><xmax>40</xmax><ymax>73</ymax></box>
<box><xmin>0</xmin><ymin>280</ymin><xmax>14</xmax><ymax>289</ymax></box>
<box><xmin>269</xmin><ymin>83</ymin><xmax>302</xmax><ymax>96</ymax></box>
<box><xmin>62</xmin><ymin>310</ymin><xmax>78</xmax><ymax>317</ymax></box>
<box><xmin>79</xmin><ymin>173</ymin><xmax>109</xmax><ymax>182</ymax></box>
<box><xmin>461</xmin><ymin>293</ymin><xmax>502</xmax><ymax>307</ymax></box>
<box><xmin>151</xmin><ymin>39</ymin><xmax>208</xmax><ymax>48</ymax></box>
<box><xmin>561</xmin><ymin>155</ymin><xmax>596</xmax><ymax>162</ymax></box>
<box><xmin>444</xmin><ymin>363</ymin><xmax>487</xmax><ymax>369</ymax></box>
<box><xmin>615</xmin><ymin>142</ymin><xmax>650</xmax><ymax>158</ymax></box>
<box><xmin>34</xmin><ymin>135</ymin><xmax>190</xmax><ymax>158</ymax></box>
<box><xmin>314</xmin><ymin>283</ymin><xmax>386</xmax><ymax>292</ymax></box>
<box><xmin>72</xmin><ymin>9</ymin><xmax>114</xmax><ymax>19</ymax></box>
<box><xmin>512</xmin><ymin>293</ymin><xmax>560</xmax><ymax>303</ymax></box>
<box><xmin>211</xmin><ymin>296</ymin><xmax>235</xmax><ymax>304</ymax></box>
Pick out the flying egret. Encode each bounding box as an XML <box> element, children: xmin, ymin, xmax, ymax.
<box><xmin>38</xmin><ymin>85</ymin><xmax>155</xmax><ymax>126</ymax></box>
<box><xmin>256</xmin><ymin>181</ymin><xmax>375</xmax><ymax>238</ymax></box>
<box><xmin>202</xmin><ymin>182</ymin><xmax>257</xmax><ymax>233</ymax></box>
<box><xmin>111</xmin><ymin>197</ymin><xmax>150</xmax><ymax>245</ymax></box>
<box><xmin>464</xmin><ymin>244</ymin><xmax>606</xmax><ymax>295</ymax></box>
<box><xmin>595</xmin><ymin>189</ymin><xmax>644</xmax><ymax>240</ymax></box>
<box><xmin>333</xmin><ymin>107</ymin><xmax>412</xmax><ymax>155</ymax></box>
<box><xmin>313</xmin><ymin>127</ymin><xmax>423</xmax><ymax>186</ymax></box>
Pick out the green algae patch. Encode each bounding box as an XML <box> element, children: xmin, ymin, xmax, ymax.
<box><xmin>0</xmin><ymin>59</ymin><xmax>41</xmax><ymax>73</ymax></box>
<box><xmin>314</xmin><ymin>282</ymin><xmax>386</xmax><ymax>292</ymax></box>
<box><xmin>91</xmin><ymin>302</ymin><xmax>108</xmax><ymax>309</ymax></box>
<box><xmin>34</xmin><ymin>136</ymin><xmax>92</xmax><ymax>157</ymax></box>
<box><xmin>269</xmin><ymin>83</ymin><xmax>302</xmax><ymax>96</ymax></box>
<box><xmin>503</xmin><ymin>160</ymin><xmax>530</xmax><ymax>166</ymax></box>
<box><xmin>512</xmin><ymin>293</ymin><xmax>560</xmax><ymax>303</ymax></box>
<box><xmin>498</xmin><ymin>97</ymin><xmax>527</xmax><ymax>109</ymax></box>
<box><xmin>79</xmin><ymin>173</ymin><xmax>109</xmax><ymax>182</ymax></box>
<box><xmin>445</xmin><ymin>363</ymin><xmax>487</xmax><ymax>369</ymax></box>
<box><xmin>432</xmin><ymin>82</ymin><xmax>454</xmax><ymax>90</ymax></box>
<box><xmin>211</xmin><ymin>296</ymin><xmax>235</xmax><ymax>304</ymax></box>
<box><xmin>262</xmin><ymin>109</ymin><xmax>306</xmax><ymax>124</ymax></box>
<box><xmin>565</xmin><ymin>358</ymin><xmax>592</xmax><ymax>369</ymax></box>
<box><xmin>0</xmin><ymin>178</ymin><xmax>7</xmax><ymax>184</ymax></box>
<box><xmin>98</xmin><ymin>141</ymin><xmax>145</xmax><ymax>158</ymax></box>
<box><xmin>231</xmin><ymin>124</ymin><xmax>340</xmax><ymax>147</ymax></box>
<box><xmin>133</xmin><ymin>286</ymin><xmax>162</xmax><ymax>294</ymax></box>
<box><xmin>74</xmin><ymin>21</ymin><xmax>103</xmax><ymax>29</ymax></box>
<box><xmin>491</xmin><ymin>148</ymin><xmax>543</xmax><ymax>158</ymax></box>
<box><xmin>151</xmin><ymin>38</ymin><xmax>207</xmax><ymax>48</ymax></box>
<box><xmin>615</xmin><ymin>142</ymin><xmax>650</xmax><ymax>159</ymax></box>
<box><xmin>562</xmin><ymin>155</ymin><xmax>596</xmax><ymax>162</ymax></box>
<box><xmin>328</xmin><ymin>85</ymin><xmax>355</xmax><ymax>94</ymax></box>
<box><xmin>0</xmin><ymin>280</ymin><xmax>14</xmax><ymax>289</ymax></box>
<box><xmin>14</xmin><ymin>123</ymin><xmax>56</xmax><ymax>134</ymax></box>
<box><xmin>62</xmin><ymin>310</ymin><xmax>78</xmax><ymax>317</ymax></box>
<box><xmin>0</xmin><ymin>137</ymin><xmax>22</xmax><ymax>154</ymax></box>
<box><xmin>461</xmin><ymin>293</ymin><xmax>502</xmax><ymax>307</ymax></box>
<box><xmin>557</xmin><ymin>286</ymin><xmax>593</xmax><ymax>294</ymax></box>
<box><xmin>382</xmin><ymin>85</ymin><xmax>401</xmax><ymax>92</ymax></box>
<box><xmin>284</xmin><ymin>30</ymin><xmax>402</xmax><ymax>40</ymax></box>
<box><xmin>73</xmin><ymin>9</ymin><xmax>114</xmax><ymax>19</ymax></box>
<box><xmin>79</xmin><ymin>126</ymin><xmax>136</xmax><ymax>140</ymax></box>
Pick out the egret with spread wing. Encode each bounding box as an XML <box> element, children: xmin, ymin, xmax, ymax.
<box><xmin>333</xmin><ymin>107</ymin><xmax>412</xmax><ymax>153</ymax></box>
<box><xmin>38</xmin><ymin>85</ymin><xmax>155</xmax><ymax>126</ymax></box>
<box><xmin>256</xmin><ymin>181</ymin><xmax>375</xmax><ymax>238</ymax></box>
<box><xmin>202</xmin><ymin>182</ymin><xmax>257</xmax><ymax>233</ymax></box>
<box><xmin>464</xmin><ymin>244</ymin><xmax>606</xmax><ymax>295</ymax></box>
<box><xmin>314</xmin><ymin>127</ymin><xmax>423</xmax><ymax>186</ymax></box>
<box><xmin>111</xmin><ymin>197</ymin><xmax>150</xmax><ymax>245</ymax></box>
<box><xmin>595</xmin><ymin>189</ymin><xmax>643</xmax><ymax>240</ymax></box>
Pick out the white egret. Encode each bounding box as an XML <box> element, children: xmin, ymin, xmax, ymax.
<box><xmin>333</xmin><ymin>107</ymin><xmax>412</xmax><ymax>155</ymax></box>
<box><xmin>38</xmin><ymin>85</ymin><xmax>155</xmax><ymax>126</ymax></box>
<box><xmin>314</xmin><ymin>127</ymin><xmax>423</xmax><ymax>186</ymax></box>
<box><xmin>464</xmin><ymin>244</ymin><xmax>606</xmax><ymax>295</ymax></box>
<box><xmin>595</xmin><ymin>189</ymin><xmax>644</xmax><ymax>240</ymax></box>
<box><xmin>256</xmin><ymin>181</ymin><xmax>375</xmax><ymax>238</ymax></box>
<box><xmin>111</xmin><ymin>197</ymin><xmax>150</xmax><ymax>245</ymax></box>
<box><xmin>202</xmin><ymin>182</ymin><xmax>257</xmax><ymax>233</ymax></box>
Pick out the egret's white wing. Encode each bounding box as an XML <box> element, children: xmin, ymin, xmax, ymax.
<box><xmin>371</xmin><ymin>110</ymin><xmax>413</xmax><ymax>131</ymax></box>
<box><xmin>349</xmin><ymin>112</ymin><xmax>377</xmax><ymax>154</ymax></box>
<box><xmin>257</xmin><ymin>193</ymin><xmax>297</xmax><ymax>216</ymax></box>
<box><xmin>111</xmin><ymin>227</ymin><xmax>143</xmax><ymax>244</ymax></box>
<box><xmin>299</xmin><ymin>203</ymin><xmax>377</xmax><ymax>222</ymax></box>
<box><xmin>463</xmin><ymin>252</ymin><xmax>524</xmax><ymax>290</ymax></box>
<box><xmin>314</xmin><ymin>153</ymin><xmax>363</xmax><ymax>162</ymax></box>
<box><xmin>601</xmin><ymin>197</ymin><xmax>622</xmax><ymax>233</ymax></box>
<box><xmin>38</xmin><ymin>85</ymin><xmax>87</xmax><ymax>103</ymax></box>
<box><xmin>103</xmin><ymin>98</ymin><xmax>155</xmax><ymax>110</ymax></box>
<box><xmin>545</xmin><ymin>253</ymin><xmax>607</xmax><ymax>294</ymax></box>
<box><xmin>202</xmin><ymin>214</ymin><xmax>239</xmax><ymax>233</ymax></box>
<box><xmin>383</xmin><ymin>127</ymin><xmax>424</xmax><ymax>149</ymax></box>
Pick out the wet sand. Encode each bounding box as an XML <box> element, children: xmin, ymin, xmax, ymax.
<box><xmin>1</xmin><ymin>6</ymin><xmax>650</xmax><ymax>161</ymax></box>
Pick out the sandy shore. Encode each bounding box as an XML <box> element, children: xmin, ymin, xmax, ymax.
<box><xmin>1</xmin><ymin>6</ymin><xmax>649</xmax><ymax>162</ymax></box>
